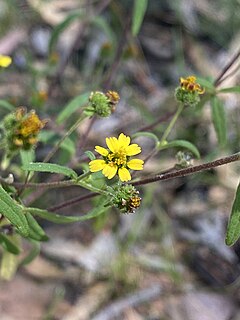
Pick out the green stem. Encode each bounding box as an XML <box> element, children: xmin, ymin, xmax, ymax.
<box><xmin>159</xmin><ymin>103</ymin><xmax>184</xmax><ymax>146</ymax></box>
<box><xmin>43</xmin><ymin>113</ymin><xmax>87</xmax><ymax>163</ymax></box>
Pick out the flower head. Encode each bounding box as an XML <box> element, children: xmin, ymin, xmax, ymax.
<box><xmin>3</xmin><ymin>108</ymin><xmax>47</xmax><ymax>152</ymax></box>
<box><xmin>107</xmin><ymin>184</ymin><xmax>141</xmax><ymax>213</ymax></box>
<box><xmin>175</xmin><ymin>75</ymin><xmax>204</xmax><ymax>107</ymax></box>
<box><xmin>180</xmin><ymin>76</ymin><xmax>204</xmax><ymax>94</ymax></box>
<box><xmin>89</xmin><ymin>133</ymin><xmax>144</xmax><ymax>182</ymax></box>
<box><xmin>0</xmin><ymin>55</ymin><xmax>12</xmax><ymax>68</ymax></box>
<box><xmin>85</xmin><ymin>90</ymin><xmax>120</xmax><ymax>117</ymax></box>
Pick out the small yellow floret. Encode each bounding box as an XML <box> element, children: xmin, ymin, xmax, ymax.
<box><xmin>89</xmin><ymin>133</ymin><xmax>144</xmax><ymax>182</ymax></box>
<box><xmin>0</xmin><ymin>55</ymin><xmax>12</xmax><ymax>68</ymax></box>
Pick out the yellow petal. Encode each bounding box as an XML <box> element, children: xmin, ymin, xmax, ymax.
<box><xmin>89</xmin><ymin>159</ymin><xmax>106</xmax><ymax>172</ymax></box>
<box><xmin>0</xmin><ymin>55</ymin><xmax>12</xmax><ymax>68</ymax></box>
<box><xmin>118</xmin><ymin>167</ymin><xmax>131</xmax><ymax>182</ymax></box>
<box><xmin>118</xmin><ymin>133</ymin><xmax>130</xmax><ymax>147</ymax></box>
<box><xmin>127</xmin><ymin>159</ymin><xmax>144</xmax><ymax>170</ymax></box>
<box><xmin>125</xmin><ymin>144</ymin><xmax>141</xmax><ymax>156</ymax></box>
<box><xmin>95</xmin><ymin>146</ymin><xmax>108</xmax><ymax>156</ymax></box>
<box><xmin>106</xmin><ymin>137</ymin><xmax>119</xmax><ymax>153</ymax></box>
<box><xmin>102</xmin><ymin>164</ymin><xmax>118</xmax><ymax>179</ymax></box>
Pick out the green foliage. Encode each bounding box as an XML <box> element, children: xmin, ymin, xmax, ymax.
<box><xmin>0</xmin><ymin>185</ymin><xmax>29</xmax><ymax>237</ymax></box>
<box><xmin>210</xmin><ymin>97</ymin><xmax>227</xmax><ymax>147</ymax></box>
<box><xmin>226</xmin><ymin>180</ymin><xmax>240</xmax><ymax>246</ymax></box>
<box><xmin>56</xmin><ymin>92</ymin><xmax>90</xmax><ymax>124</ymax></box>
<box><xmin>159</xmin><ymin>140</ymin><xmax>200</xmax><ymax>159</ymax></box>
<box><xmin>22</xmin><ymin>162</ymin><xmax>78</xmax><ymax>179</ymax></box>
<box><xmin>132</xmin><ymin>0</ymin><xmax>148</xmax><ymax>36</ymax></box>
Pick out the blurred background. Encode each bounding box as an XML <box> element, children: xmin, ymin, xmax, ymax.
<box><xmin>0</xmin><ymin>0</ymin><xmax>240</xmax><ymax>319</ymax></box>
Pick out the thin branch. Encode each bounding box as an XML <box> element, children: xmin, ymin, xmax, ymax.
<box><xmin>48</xmin><ymin>192</ymin><xmax>98</xmax><ymax>212</ymax></box>
<box><xmin>214</xmin><ymin>47</ymin><xmax>240</xmax><ymax>87</ymax></box>
<box><xmin>132</xmin><ymin>152</ymin><xmax>240</xmax><ymax>186</ymax></box>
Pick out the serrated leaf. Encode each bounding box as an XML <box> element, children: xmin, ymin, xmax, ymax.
<box><xmin>159</xmin><ymin>140</ymin><xmax>200</xmax><ymax>159</ymax></box>
<box><xmin>226</xmin><ymin>181</ymin><xmax>240</xmax><ymax>246</ymax></box>
<box><xmin>25</xmin><ymin>213</ymin><xmax>48</xmax><ymax>242</ymax></box>
<box><xmin>0</xmin><ymin>234</ymin><xmax>21</xmax><ymax>255</ymax></box>
<box><xmin>132</xmin><ymin>0</ymin><xmax>148</xmax><ymax>36</ymax></box>
<box><xmin>22</xmin><ymin>162</ymin><xmax>78</xmax><ymax>179</ymax></box>
<box><xmin>56</xmin><ymin>92</ymin><xmax>89</xmax><ymax>124</ymax></box>
<box><xmin>210</xmin><ymin>97</ymin><xmax>227</xmax><ymax>147</ymax></box>
<box><xmin>48</xmin><ymin>11</ymin><xmax>84</xmax><ymax>54</ymax></box>
<box><xmin>0</xmin><ymin>99</ymin><xmax>15</xmax><ymax>111</ymax></box>
<box><xmin>217</xmin><ymin>86</ymin><xmax>240</xmax><ymax>94</ymax></box>
<box><xmin>27</xmin><ymin>204</ymin><xmax>109</xmax><ymax>223</ymax></box>
<box><xmin>0</xmin><ymin>186</ymin><xmax>29</xmax><ymax>237</ymax></box>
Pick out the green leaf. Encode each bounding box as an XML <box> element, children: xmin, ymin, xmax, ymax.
<box><xmin>20</xmin><ymin>149</ymin><xmax>35</xmax><ymax>167</ymax></box>
<box><xmin>0</xmin><ymin>234</ymin><xmax>21</xmax><ymax>255</ymax></box>
<box><xmin>25</xmin><ymin>213</ymin><xmax>48</xmax><ymax>242</ymax></box>
<box><xmin>56</xmin><ymin>92</ymin><xmax>89</xmax><ymax>124</ymax></box>
<box><xmin>132</xmin><ymin>0</ymin><xmax>148</xmax><ymax>36</ymax></box>
<box><xmin>19</xmin><ymin>240</ymin><xmax>40</xmax><ymax>266</ymax></box>
<box><xmin>85</xmin><ymin>151</ymin><xmax>96</xmax><ymax>160</ymax></box>
<box><xmin>132</xmin><ymin>131</ymin><xmax>160</xmax><ymax>148</ymax></box>
<box><xmin>22</xmin><ymin>162</ymin><xmax>78</xmax><ymax>179</ymax></box>
<box><xmin>217</xmin><ymin>86</ymin><xmax>240</xmax><ymax>94</ymax></box>
<box><xmin>196</xmin><ymin>77</ymin><xmax>215</xmax><ymax>91</ymax></box>
<box><xmin>210</xmin><ymin>97</ymin><xmax>227</xmax><ymax>147</ymax></box>
<box><xmin>0</xmin><ymin>100</ymin><xmax>15</xmax><ymax>111</ymax></box>
<box><xmin>27</xmin><ymin>205</ymin><xmax>109</xmax><ymax>223</ymax></box>
<box><xmin>226</xmin><ymin>181</ymin><xmax>240</xmax><ymax>246</ymax></box>
<box><xmin>0</xmin><ymin>251</ymin><xmax>18</xmax><ymax>280</ymax></box>
<box><xmin>48</xmin><ymin>11</ymin><xmax>84</xmax><ymax>54</ymax></box>
<box><xmin>91</xmin><ymin>16</ymin><xmax>116</xmax><ymax>49</ymax></box>
<box><xmin>159</xmin><ymin>140</ymin><xmax>200</xmax><ymax>159</ymax></box>
<box><xmin>0</xmin><ymin>186</ymin><xmax>29</xmax><ymax>237</ymax></box>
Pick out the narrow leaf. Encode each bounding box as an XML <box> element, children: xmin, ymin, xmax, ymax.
<box><xmin>56</xmin><ymin>92</ymin><xmax>89</xmax><ymax>124</ymax></box>
<box><xmin>0</xmin><ymin>234</ymin><xmax>21</xmax><ymax>255</ymax></box>
<box><xmin>0</xmin><ymin>186</ymin><xmax>29</xmax><ymax>237</ymax></box>
<box><xmin>49</xmin><ymin>11</ymin><xmax>84</xmax><ymax>54</ymax></box>
<box><xmin>27</xmin><ymin>205</ymin><xmax>109</xmax><ymax>223</ymax></box>
<box><xmin>226</xmin><ymin>181</ymin><xmax>240</xmax><ymax>246</ymax></box>
<box><xmin>0</xmin><ymin>251</ymin><xmax>18</xmax><ymax>280</ymax></box>
<box><xmin>25</xmin><ymin>213</ymin><xmax>48</xmax><ymax>242</ymax></box>
<box><xmin>22</xmin><ymin>162</ymin><xmax>77</xmax><ymax>179</ymax></box>
<box><xmin>159</xmin><ymin>140</ymin><xmax>200</xmax><ymax>159</ymax></box>
<box><xmin>132</xmin><ymin>131</ymin><xmax>160</xmax><ymax>148</ymax></box>
<box><xmin>0</xmin><ymin>100</ymin><xmax>15</xmax><ymax>111</ymax></box>
<box><xmin>218</xmin><ymin>86</ymin><xmax>240</xmax><ymax>94</ymax></box>
<box><xmin>210</xmin><ymin>97</ymin><xmax>227</xmax><ymax>147</ymax></box>
<box><xmin>196</xmin><ymin>77</ymin><xmax>215</xmax><ymax>91</ymax></box>
<box><xmin>132</xmin><ymin>0</ymin><xmax>148</xmax><ymax>36</ymax></box>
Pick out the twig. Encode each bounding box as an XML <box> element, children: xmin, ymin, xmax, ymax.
<box><xmin>132</xmin><ymin>152</ymin><xmax>240</xmax><ymax>186</ymax></box>
<box><xmin>214</xmin><ymin>47</ymin><xmax>240</xmax><ymax>87</ymax></box>
<box><xmin>92</xmin><ymin>285</ymin><xmax>162</xmax><ymax>320</ymax></box>
<box><xmin>48</xmin><ymin>192</ymin><xmax>98</xmax><ymax>212</ymax></box>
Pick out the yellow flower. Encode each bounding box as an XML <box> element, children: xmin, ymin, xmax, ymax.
<box><xmin>18</xmin><ymin>111</ymin><xmax>47</xmax><ymax>137</ymax></box>
<box><xmin>180</xmin><ymin>76</ymin><xmax>204</xmax><ymax>94</ymax></box>
<box><xmin>89</xmin><ymin>133</ymin><xmax>144</xmax><ymax>182</ymax></box>
<box><xmin>0</xmin><ymin>55</ymin><xmax>12</xmax><ymax>68</ymax></box>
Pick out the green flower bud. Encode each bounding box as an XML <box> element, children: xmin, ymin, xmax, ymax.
<box><xmin>107</xmin><ymin>184</ymin><xmax>141</xmax><ymax>214</ymax></box>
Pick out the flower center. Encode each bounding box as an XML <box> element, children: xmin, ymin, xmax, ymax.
<box><xmin>106</xmin><ymin>149</ymin><xmax>127</xmax><ymax>167</ymax></box>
